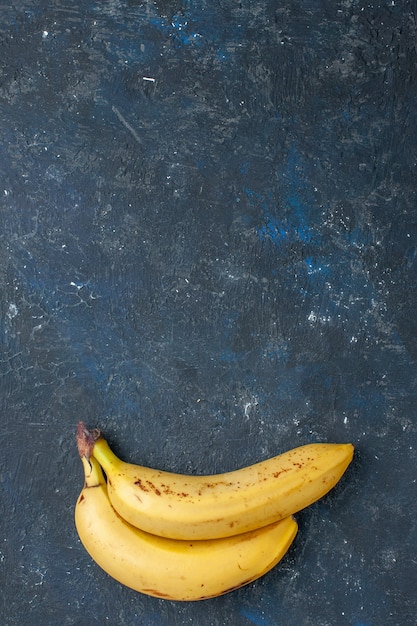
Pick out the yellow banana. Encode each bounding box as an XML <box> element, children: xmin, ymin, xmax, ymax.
<box><xmin>77</xmin><ymin>422</ymin><xmax>353</xmax><ymax>540</ymax></box>
<box><xmin>75</xmin><ymin>456</ymin><xmax>298</xmax><ymax>601</ymax></box>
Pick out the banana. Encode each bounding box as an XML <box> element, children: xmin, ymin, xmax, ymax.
<box><xmin>77</xmin><ymin>422</ymin><xmax>353</xmax><ymax>540</ymax></box>
<box><xmin>75</xmin><ymin>455</ymin><xmax>298</xmax><ymax>601</ymax></box>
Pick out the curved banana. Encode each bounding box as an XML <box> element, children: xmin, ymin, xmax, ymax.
<box><xmin>75</xmin><ymin>456</ymin><xmax>298</xmax><ymax>601</ymax></box>
<box><xmin>77</xmin><ymin>422</ymin><xmax>353</xmax><ymax>540</ymax></box>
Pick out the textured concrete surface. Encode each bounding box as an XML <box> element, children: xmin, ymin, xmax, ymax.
<box><xmin>1</xmin><ymin>1</ymin><xmax>416</xmax><ymax>624</ymax></box>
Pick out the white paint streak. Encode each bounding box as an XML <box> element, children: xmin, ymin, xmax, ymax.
<box><xmin>112</xmin><ymin>106</ymin><xmax>142</xmax><ymax>145</ymax></box>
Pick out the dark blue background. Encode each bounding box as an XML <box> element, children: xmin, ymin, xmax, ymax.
<box><xmin>1</xmin><ymin>1</ymin><xmax>416</xmax><ymax>624</ymax></box>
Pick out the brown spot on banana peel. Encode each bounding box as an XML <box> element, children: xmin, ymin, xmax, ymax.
<box><xmin>197</xmin><ymin>578</ymin><xmax>255</xmax><ymax>600</ymax></box>
<box><xmin>142</xmin><ymin>589</ymin><xmax>175</xmax><ymax>599</ymax></box>
<box><xmin>77</xmin><ymin>483</ymin><xmax>101</xmax><ymax>505</ymax></box>
<box><xmin>147</xmin><ymin>481</ymin><xmax>161</xmax><ymax>496</ymax></box>
<box><xmin>134</xmin><ymin>478</ymin><xmax>149</xmax><ymax>492</ymax></box>
<box><xmin>134</xmin><ymin>479</ymin><xmax>190</xmax><ymax>498</ymax></box>
<box><xmin>272</xmin><ymin>468</ymin><xmax>291</xmax><ymax>478</ymax></box>
<box><xmin>142</xmin><ymin>579</ymin><xmax>254</xmax><ymax>601</ymax></box>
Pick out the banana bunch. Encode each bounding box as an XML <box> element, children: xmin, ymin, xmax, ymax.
<box><xmin>75</xmin><ymin>421</ymin><xmax>354</xmax><ymax>601</ymax></box>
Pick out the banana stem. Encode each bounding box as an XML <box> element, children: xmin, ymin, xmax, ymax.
<box><xmin>76</xmin><ymin>421</ymin><xmax>102</xmax><ymax>460</ymax></box>
<box><xmin>76</xmin><ymin>421</ymin><xmax>120</xmax><ymax>474</ymax></box>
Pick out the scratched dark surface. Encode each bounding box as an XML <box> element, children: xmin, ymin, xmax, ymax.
<box><xmin>1</xmin><ymin>1</ymin><xmax>417</xmax><ymax>624</ymax></box>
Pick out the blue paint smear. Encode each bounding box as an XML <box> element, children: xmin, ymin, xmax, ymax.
<box><xmin>284</xmin><ymin>145</ymin><xmax>316</xmax><ymax>216</ymax></box>
<box><xmin>149</xmin><ymin>14</ymin><xmax>203</xmax><ymax>48</ymax></box>
<box><xmin>342</xmin><ymin>107</ymin><xmax>352</xmax><ymax>122</ymax></box>
<box><xmin>261</xmin><ymin>340</ymin><xmax>289</xmax><ymax>364</ymax></box>
<box><xmin>240</xmin><ymin>602</ymin><xmax>286</xmax><ymax>626</ymax></box>
<box><xmin>240</xmin><ymin>607</ymin><xmax>278</xmax><ymax>626</ymax></box>
<box><xmin>220</xmin><ymin>348</ymin><xmax>239</xmax><ymax>364</ymax></box>
<box><xmin>250</xmin><ymin>146</ymin><xmax>322</xmax><ymax>249</ymax></box>
<box><xmin>7</xmin><ymin>247</ymin><xmax>157</xmax><ymax>417</ymax></box>
<box><xmin>251</xmin><ymin>193</ymin><xmax>312</xmax><ymax>248</ymax></box>
<box><xmin>258</xmin><ymin>215</ymin><xmax>288</xmax><ymax>244</ymax></box>
<box><xmin>304</xmin><ymin>256</ymin><xmax>330</xmax><ymax>276</ymax></box>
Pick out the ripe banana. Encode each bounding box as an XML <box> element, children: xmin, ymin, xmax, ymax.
<box><xmin>77</xmin><ymin>422</ymin><xmax>353</xmax><ymax>540</ymax></box>
<box><xmin>75</xmin><ymin>455</ymin><xmax>298</xmax><ymax>601</ymax></box>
